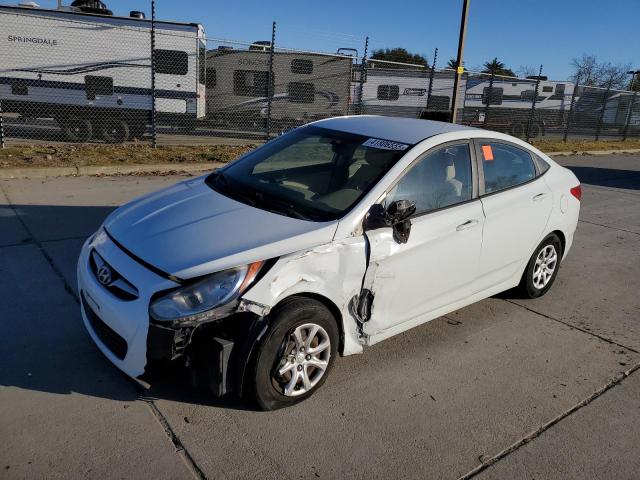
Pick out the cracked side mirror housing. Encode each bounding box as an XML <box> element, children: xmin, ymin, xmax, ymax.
<box><xmin>364</xmin><ymin>200</ymin><xmax>416</xmax><ymax>244</ymax></box>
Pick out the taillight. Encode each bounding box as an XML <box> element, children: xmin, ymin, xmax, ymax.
<box><xmin>570</xmin><ymin>185</ymin><xmax>582</xmax><ymax>201</ymax></box>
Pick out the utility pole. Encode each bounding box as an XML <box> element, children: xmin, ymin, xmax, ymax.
<box><xmin>450</xmin><ymin>0</ymin><xmax>470</xmax><ymax>124</ymax></box>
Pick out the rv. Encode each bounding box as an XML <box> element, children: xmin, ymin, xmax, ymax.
<box><xmin>205</xmin><ymin>47</ymin><xmax>353</xmax><ymax>131</ymax></box>
<box><xmin>0</xmin><ymin>1</ymin><xmax>206</xmax><ymax>143</ymax></box>
<box><xmin>359</xmin><ymin>68</ymin><xmax>457</xmax><ymax>119</ymax></box>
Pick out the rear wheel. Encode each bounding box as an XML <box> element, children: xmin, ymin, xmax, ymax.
<box><xmin>510</xmin><ymin>122</ymin><xmax>525</xmax><ymax>138</ymax></box>
<box><xmin>60</xmin><ymin>116</ymin><xmax>93</xmax><ymax>142</ymax></box>
<box><xmin>100</xmin><ymin>119</ymin><xmax>130</xmax><ymax>144</ymax></box>
<box><xmin>248</xmin><ymin>297</ymin><xmax>338</xmax><ymax>410</ymax></box>
<box><xmin>528</xmin><ymin>122</ymin><xmax>543</xmax><ymax>138</ymax></box>
<box><xmin>517</xmin><ymin>234</ymin><xmax>562</xmax><ymax>298</ymax></box>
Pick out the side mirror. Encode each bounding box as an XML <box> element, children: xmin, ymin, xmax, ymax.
<box><xmin>365</xmin><ymin>200</ymin><xmax>416</xmax><ymax>244</ymax></box>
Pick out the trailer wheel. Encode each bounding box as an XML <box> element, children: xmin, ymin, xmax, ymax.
<box><xmin>528</xmin><ymin>122</ymin><xmax>543</xmax><ymax>139</ymax></box>
<box><xmin>510</xmin><ymin>122</ymin><xmax>526</xmax><ymax>138</ymax></box>
<box><xmin>100</xmin><ymin>120</ymin><xmax>130</xmax><ymax>144</ymax></box>
<box><xmin>129</xmin><ymin>123</ymin><xmax>147</xmax><ymax>141</ymax></box>
<box><xmin>60</xmin><ymin>116</ymin><xmax>93</xmax><ymax>143</ymax></box>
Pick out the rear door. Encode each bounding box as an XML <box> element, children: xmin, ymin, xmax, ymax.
<box><xmin>472</xmin><ymin>140</ymin><xmax>553</xmax><ymax>293</ymax></box>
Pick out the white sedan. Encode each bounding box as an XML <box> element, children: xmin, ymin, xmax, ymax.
<box><xmin>77</xmin><ymin>116</ymin><xmax>581</xmax><ymax>409</ymax></box>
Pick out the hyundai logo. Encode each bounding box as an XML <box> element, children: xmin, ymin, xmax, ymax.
<box><xmin>96</xmin><ymin>264</ymin><xmax>112</xmax><ymax>286</ymax></box>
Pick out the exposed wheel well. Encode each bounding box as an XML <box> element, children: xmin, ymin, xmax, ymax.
<box><xmin>549</xmin><ymin>230</ymin><xmax>566</xmax><ymax>257</ymax></box>
<box><xmin>276</xmin><ymin>293</ymin><xmax>345</xmax><ymax>354</ymax></box>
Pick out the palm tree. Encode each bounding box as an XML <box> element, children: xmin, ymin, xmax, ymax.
<box><xmin>446</xmin><ymin>58</ymin><xmax>457</xmax><ymax>69</ymax></box>
<box><xmin>482</xmin><ymin>57</ymin><xmax>515</xmax><ymax>77</ymax></box>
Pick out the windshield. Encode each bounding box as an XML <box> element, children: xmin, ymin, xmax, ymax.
<box><xmin>206</xmin><ymin>126</ymin><xmax>410</xmax><ymax>221</ymax></box>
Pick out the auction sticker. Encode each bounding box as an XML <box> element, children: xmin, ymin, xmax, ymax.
<box><xmin>362</xmin><ymin>138</ymin><xmax>410</xmax><ymax>151</ymax></box>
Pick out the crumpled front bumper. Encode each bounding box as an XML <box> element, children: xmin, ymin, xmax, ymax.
<box><xmin>77</xmin><ymin>230</ymin><xmax>179</xmax><ymax>380</ymax></box>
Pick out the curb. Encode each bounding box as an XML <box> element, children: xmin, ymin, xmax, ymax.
<box><xmin>0</xmin><ymin>162</ymin><xmax>224</xmax><ymax>179</ymax></box>
<box><xmin>1</xmin><ymin>148</ymin><xmax>639</xmax><ymax>179</ymax></box>
<box><xmin>547</xmin><ymin>148</ymin><xmax>640</xmax><ymax>157</ymax></box>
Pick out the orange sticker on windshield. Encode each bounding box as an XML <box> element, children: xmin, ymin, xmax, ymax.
<box><xmin>482</xmin><ymin>145</ymin><xmax>494</xmax><ymax>161</ymax></box>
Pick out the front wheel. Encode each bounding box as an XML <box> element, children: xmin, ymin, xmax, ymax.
<box><xmin>248</xmin><ymin>297</ymin><xmax>339</xmax><ymax>410</ymax></box>
<box><xmin>517</xmin><ymin>234</ymin><xmax>562</xmax><ymax>298</ymax></box>
<box><xmin>100</xmin><ymin>119</ymin><xmax>130</xmax><ymax>144</ymax></box>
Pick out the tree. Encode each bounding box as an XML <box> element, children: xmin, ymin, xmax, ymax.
<box><xmin>481</xmin><ymin>57</ymin><xmax>515</xmax><ymax>77</ymax></box>
<box><xmin>570</xmin><ymin>54</ymin><xmax>631</xmax><ymax>89</ymax></box>
<box><xmin>370</xmin><ymin>48</ymin><xmax>428</xmax><ymax>68</ymax></box>
<box><xmin>516</xmin><ymin>65</ymin><xmax>537</xmax><ymax>78</ymax></box>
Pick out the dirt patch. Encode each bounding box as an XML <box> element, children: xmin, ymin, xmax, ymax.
<box><xmin>0</xmin><ymin>143</ymin><xmax>256</xmax><ymax>168</ymax></box>
<box><xmin>530</xmin><ymin>138</ymin><xmax>640</xmax><ymax>153</ymax></box>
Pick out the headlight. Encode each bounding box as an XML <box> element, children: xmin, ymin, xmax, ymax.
<box><xmin>150</xmin><ymin>261</ymin><xmax>264</xmax><ymax>324</ymax></box>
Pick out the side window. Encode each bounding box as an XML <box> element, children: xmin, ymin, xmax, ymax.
<box><xmin>85</xmin><ymin>75</ymin><xmax>113</xmax><ymax>100</ymax></box>
<box><xmin>479</xmin><ymin>142</ymin><xmax>536</xmax><ymax>194</ymax></box>
<box><xmin>291</xmin><ymin>59</ymin><xmax>313</xmax><ymax>74</ymax></box>
<box><xmin>386</xmin><ymin>144</ymin><xmax>473</xmax><ymax>214</ymax></box>
<box><xmin>233</xmin><ymin>70</ymin><xmax>273</xmax><ymax>97</ymax></box>
<box><xmin>11</xmin><ymin>80</ymin><xmax>28</xmax><ymax>96</ymax></box>
<box><xmin>534</xmin><ymin>154</ymin><xmax>551</xmax><ymax>175</ymax></box>
<box><xmin>206</xmin><ymin>68</ymin><xmax>216</xmax><ymax>88</ymax></box>
<box><xmin>542</xmin><ymin>85</ymin><xmax>553</xmax><ymax>93</ymax></box>
<box><xmin>377</xmin><ymin>85</ymin><xmax>399</xmax><ymax>101</ymax></box>
<box><xmin>287</xmin><ymin>82</ymin><xmax>315</xmax><ymax>103</ymax></box>
<box><xmin>482</xmin><ymin>87</ymin><xmax>503</xmax><ymax>105</ymax></box>
<box><xmin>155</xmin><ymin>49</ymin><xmax>189</xmax><ymax>75</ymax></box>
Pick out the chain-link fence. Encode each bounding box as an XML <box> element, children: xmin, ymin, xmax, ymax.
<box><xmin>1</xmin><ymin>2</ymin><xmax>639</xmax><ymax>148</ymax></box>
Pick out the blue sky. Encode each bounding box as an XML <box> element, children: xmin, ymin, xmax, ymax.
<box><xmin>23</xmin><ymin>0</ymin><xmax>640</xmax><ymax>80</ymax></box>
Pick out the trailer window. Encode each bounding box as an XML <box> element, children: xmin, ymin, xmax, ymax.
<box><xmin>199</xmin><ymin>45</ymin><xmax>206</xmax><ymax>84</ymax></box>
<box><xmin>85</xmin><ymin>75</ymin><xmax>113</xmax><ymax>100</ymax></box>
<box><xmin>155</xmin><ymin>49</ymin><xmax>189</xmax><ymax>76</ymax></box>
<box><xmin>520</xmin><ymin>89</ymin><xmax>536</xmax><ymax>101</ymax></box>
<box><xmin>291</xmin><ymin>59</ymin><xmax>313</xmax><ymax>74</ymax></box>
<box><xmin>542</xmin><ymin>86</ymin><xmax>553</xmax><ymax>93</ymax></box>
<box><xmin>427</xmin><ymin>95</ymin><xmax>450</xmax><ymax>110</ymax></box>
<box><xmin>206</xmin><ymin>68</ymin><xmax>216</xmax><ymax>88</ymax></box>
<box><xmin>555</xmin><ymin>84</ymin><xmax>565</xmax><ymax>95</ymax></box>
<box><xmin>233</xmin><ymin>70</ymin><xmax>273</xmax><ymax>97</ymax></box>
<box><xmin>288</xmin><ymin>82</ymin><xmax>315</xmax><ymax>103</ymax></box>
<box><xmin>377</xmin><ymin>85</ymin><xmax>399</xmax><ymax>101</ymax></box>
<box><xmin>482</xmin><ymin>87</ymin><xmax>503</xmax><ymax>105</ymax></box>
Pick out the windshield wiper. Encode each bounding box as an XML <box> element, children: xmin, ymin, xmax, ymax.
<box><xmin>254</xmin><ymin>191</ymin><xmax>311</xmax><ymax>220</ymax></box>
<box><xmin>209</xmin><ymin>171</ymin><xmax>256</xmax><ymax>206</ymax></box>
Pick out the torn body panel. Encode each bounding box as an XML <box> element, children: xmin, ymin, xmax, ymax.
<box><xmin>360</xmin><ymin>200</ymin><xmax>485</xmax><ymax>339</ymax></box>
<box><xmin>241</xmin><ymin>236</ymin><xmax>369</xmax><ymax>355</ymax></box>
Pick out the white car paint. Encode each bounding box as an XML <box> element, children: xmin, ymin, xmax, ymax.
<box><xmin>77</xmin><ymin>115</ymin><xmax>580</xmax><ymax>382</ymax></box>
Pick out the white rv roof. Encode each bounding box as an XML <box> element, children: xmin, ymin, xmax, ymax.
<box><xmin>312</xmin><ymin>116</ymin><xmax>478</xmax><ymax>145</ymax></box>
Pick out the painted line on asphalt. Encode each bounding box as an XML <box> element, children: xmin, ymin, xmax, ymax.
<box><xmin>458</xmin><ymin>362</ymin><xmax>640</xmax><ymax>479</ymax></box>
<box><xmin>0</xmin><ymin>182</ymin><xmax>208</xmax><ymax>480</ymax></box>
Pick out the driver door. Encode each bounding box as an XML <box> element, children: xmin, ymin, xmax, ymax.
<box><xmin>361</xmin><ymin>142</ymin><xmax>485</xmax><ymax>338</ymax></box>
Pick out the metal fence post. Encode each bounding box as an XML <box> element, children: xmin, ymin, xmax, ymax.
<box><xmin>622</xmin><ymin>92</ymin><xmax>637</xmax><ymax>141</ymax></box>
<box><xmin>0</xmin><ymin>99</ymin><xmax>5</xmax><ymax>149</ymax></box>
<box><xmin>526</xmin><ymin>64</ymin><xmax>543</xmax><ymax>142</ymax></box>
<box><xmin>483</xmin><ymin>72</ymin><xmax>495</xmax><ymax>128</ymax></box>
<box><xmin>265</xmin><ymin>21</ymin><xmax>276</xmax><ymax>140</ymax></box>
<box><xmin>425</xmin><ymin>47</ymin><xmax>438</xmax><ymax>111</ymax></box>
<box><xmin>563</xmin><ymin>78</ymin><xmax>580</xmax><ymax>142</ymax></box>
<box><xmin>357</xmin><ymin>36</ymin><xmax>369</xmax><ymax>115</ymax></box>
<box><xmin>150</xmin><ymin>0</ymin><xmax>157</xmax><ymax>148</ymax></box>
<box><xmin>595</xmin><ymin>83</ymin><xmax>611</xmax><ymax>141</ymax></box>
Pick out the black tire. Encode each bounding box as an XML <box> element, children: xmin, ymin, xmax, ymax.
<box><xmin>517</xmin><ymin>233</ymin><xmax>562</xmax><ymax>298</ymax></box>
<box><xmin>100</xmin><ymin>120</ymin><xmax>130</xmax><ymax>144</ymax></box>
<box><xmin>510</xmin><ymin>122</ymin><xmax>525</xmax><ymax>138</ymax></box>
<box><xmin>528</xmin><ymin>122</ymin><xmax>543</xmax><ymax>139</ymax></box>
<box><xmin>129</xmin><ymin>123</ymin><xmax>147</xmax><ymax>140</ymax></box>
<box><xmin>247</xmin><ymin>297</ymin><xmax>339</xmax><ymax>410</ymax></box>
<box><xmin>60</xmin><ymin>116</ymin><xmax>93</xmax><ymax>142</ymax></box>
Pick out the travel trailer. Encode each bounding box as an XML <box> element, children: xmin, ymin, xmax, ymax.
<box><xmin>0</xmin><ymin>1</ymin><xmax>206</xmax><ymax>143</ymax></box>
<box><xmin>205</xmin><ymin>46</ymin><xmax>353</xmax><ymax>130</ymax></box>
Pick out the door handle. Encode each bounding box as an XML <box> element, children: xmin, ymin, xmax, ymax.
<box><xmin>532</xmin><ymin>193</ymin><xmax>548</xmax><ymax>202</ymax></box>
<box><xmin>456</xmin><ymin>219</ymin><xmax>479</xmax><ymax>231</ymax></box>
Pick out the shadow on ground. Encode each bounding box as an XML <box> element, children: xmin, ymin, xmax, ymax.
<box><xmin>567</xmin><ymin>166</ymin><xmax>640</xmax><ymax>190</ymax></box>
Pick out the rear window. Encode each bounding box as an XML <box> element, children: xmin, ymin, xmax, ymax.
<box><xmin>291</xmin><ymin>59</ymin><xmax>313</xmax><ymax>74</ymax></box>
<box><xmin>233</xmin><ymin>70</ymin><xmax>273</xmax><ymax>97</ymax></box>
<box><xmin>155</xmin><ymin>49</ymin><xmax>188</xmax><ymax>75</ymax></box>
<box><xmin>377</xmin><ymin>85</ymin><xmax>399</xmax><ymax>101</ymax></box>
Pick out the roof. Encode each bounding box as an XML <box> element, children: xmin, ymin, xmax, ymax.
<box><xmin>313</xmin><ymin>116</ymin><xmax>479</xmax><ymax>145</ymax></box>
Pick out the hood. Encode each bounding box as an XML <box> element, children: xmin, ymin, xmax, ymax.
<box><xmin>104</xmin><ymin>176</ymin><xmax>337</xmax><ymax>279</ymax></box>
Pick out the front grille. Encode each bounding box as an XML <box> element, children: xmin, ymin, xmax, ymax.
<box><xmin>81</xmin><ymin>291</ymin><xmax>128</xmax><ymax>360</ymax></box>
<box><xmin>89</xmin><ymin>250</ymin><xmax>139</xmax><ymax>301</ymax></box>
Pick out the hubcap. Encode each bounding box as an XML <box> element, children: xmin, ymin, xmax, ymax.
<box><xmin>533</xmin><ymin>244</ymin><xmax>557</xmax><ymax>289</ymax></box>
<box><xmin>272</xmin><ymin>323</ymin><xmax>331</xmax><ymax>397</ymax></box>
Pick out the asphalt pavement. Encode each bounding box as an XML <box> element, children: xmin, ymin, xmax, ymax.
<box><xmin>1</xmin><ymin>154</ymin><xmax>639</xmax><ymax>479</ymax></box>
